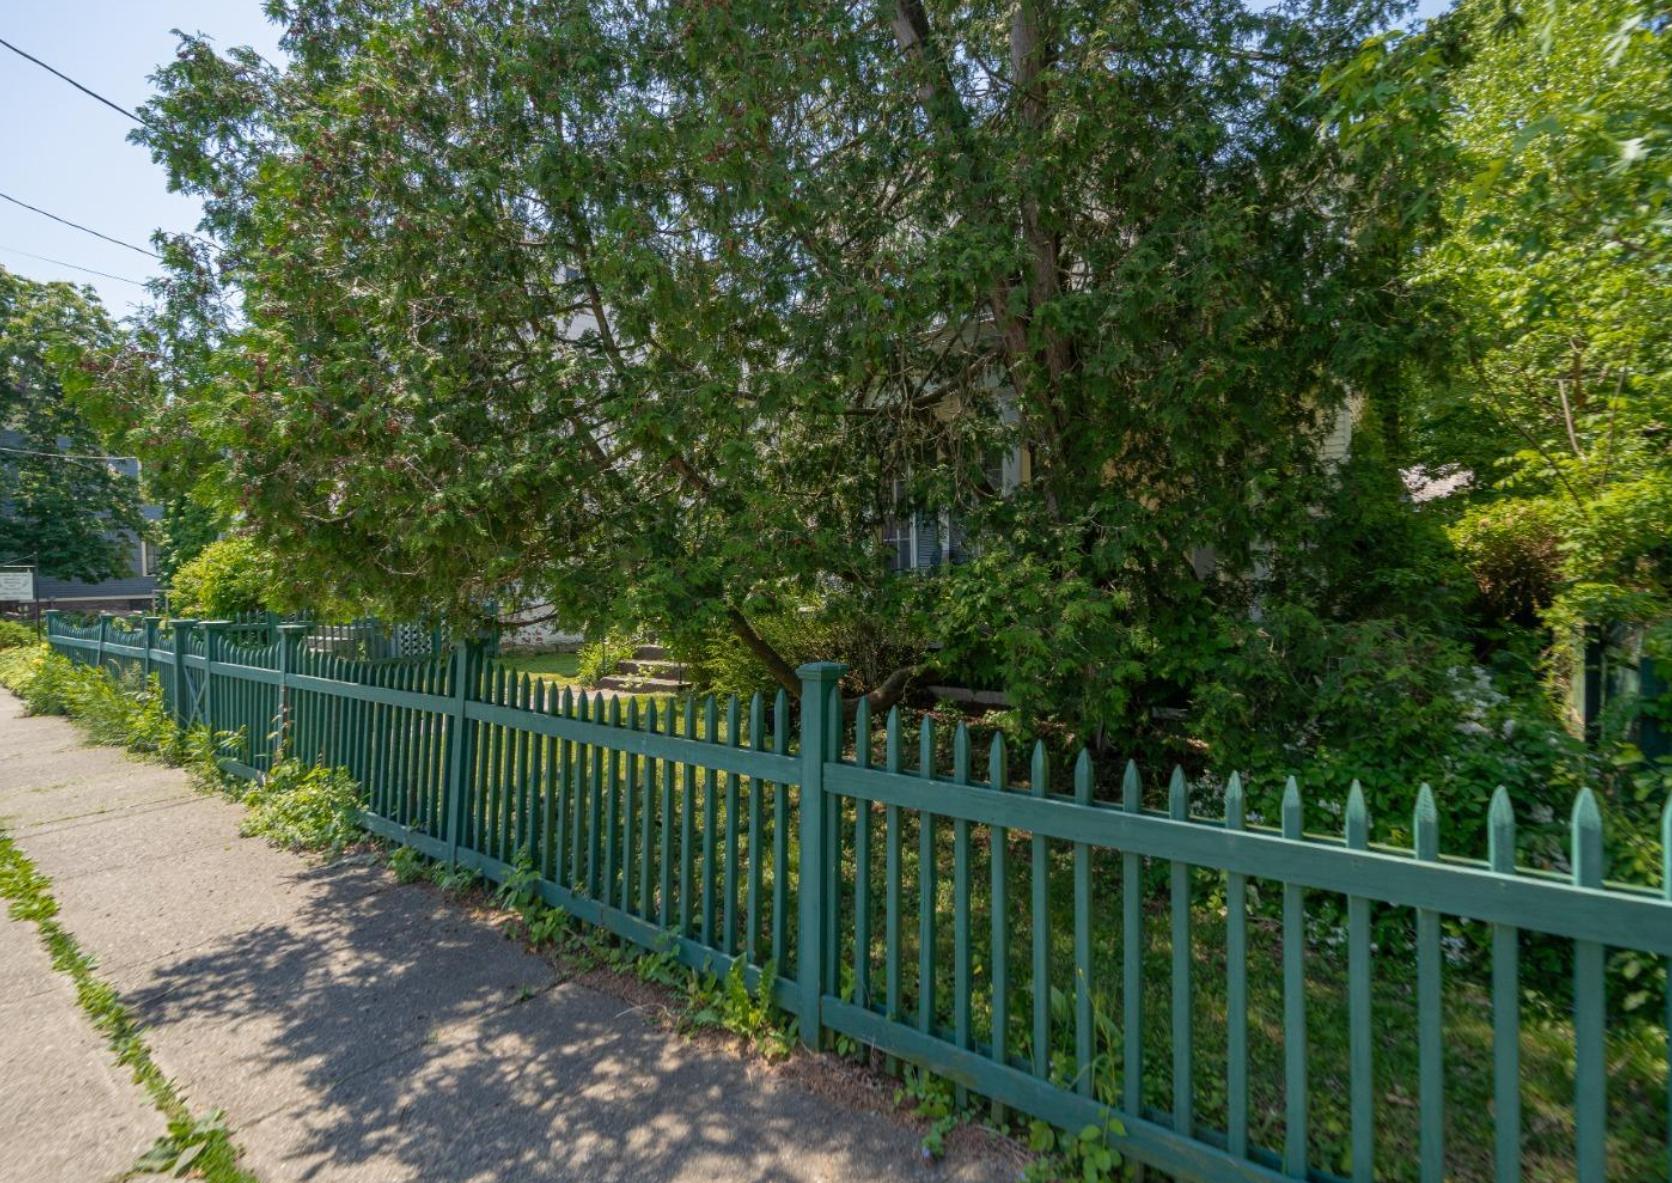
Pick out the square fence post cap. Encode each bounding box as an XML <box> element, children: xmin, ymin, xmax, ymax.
<box><xmin>200</xmin><ymin>620</ymin><xmax>232</xmax><ymax>631</ymax></box>
<box><xmin>277</xmin><ymin>623</ymin><xmax>311</xmax><ymax>634</ymax></box>
<box><xmin>795</xmin><ymin>661</ymin><xmax>848</xmax><ymax>682</ymax></box>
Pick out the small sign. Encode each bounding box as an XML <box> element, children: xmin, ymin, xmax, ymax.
<box><xmin>0</xmin><ymin>569</ymin><xmax>35</xmax><ymax>602</ymax></box>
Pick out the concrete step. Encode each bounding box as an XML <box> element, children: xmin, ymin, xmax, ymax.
<box><xmin>596</xmin><ymin>675</ymin><xmax>690</xmax><ymax>695</ymax></box>
<box><xmin>632</xmin><ymin>643</ymin><xmax>671</xmax><ymax>661</ymax></box>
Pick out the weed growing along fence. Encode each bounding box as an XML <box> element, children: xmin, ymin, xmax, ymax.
<box><xmin>45</xmin><ymin>612</ymin><xmax>1672</xmax><ymax>1183</ymax></box>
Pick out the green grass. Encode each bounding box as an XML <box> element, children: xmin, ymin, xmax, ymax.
<box><xmin>0</xmin><ymin>830</ymin><xmax>259</xmax><ymax>1182</ymax></box>
<box><xmin>497</xmin><ymin>650</ymin><xmax>582</xmax><ymax>684</ymax></box>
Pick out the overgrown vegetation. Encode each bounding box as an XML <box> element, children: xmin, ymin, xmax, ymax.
<box><xmin>0</xmin><ymin>832</ymin><xmax>258</xmax><ymax>1182</ymax></box>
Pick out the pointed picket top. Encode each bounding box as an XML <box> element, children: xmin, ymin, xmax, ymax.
<box><xmin>535</xmin><ymin>679</ymin><xmax>548</xmax><ymax>713</ymax></box>
<box><xmin>1345</xmin><ymin>780</ymin><xmax>1368</xmax><ymax>850</ymax></box>
<box><xmin>854</xmin><ymin>697</ymin><xmax>872</xmax><ymax>767</ymax></box>
<box><xmin>919</xmin><ymin>714</ymin><xmax>936</xmax><ymax>778</ymax></box>
<box><xmin>1487</xmin><ymin>786</ymin><xmax>1515</xmax><ymax>873</ymax></box>
<box><xmin>988</xmin><ymin>733</ymin><xmax>1007</xmax><ymax>790</ymax></box>
<box><xmin>682</xmin><ymin>695</ymin><xmax>696</xmax><ymax>737</ymax></box>
<box><xmin>1225</xmin><ymin>772</ymin><xmax>1245</xmax><ymax>830</ymax></box>
<box><xmin>885</xmin><ymin>705</ymin><xmax>902</xmax><ymax>771</ymax></box>
<box><xmin>1073</xmin><ymin>749</ymin><xmax>1093</xmax><ymax>805</ymax></box>
<box><xmin>520</xmin><ymin>673</ymin><xmax>532</xmax><ymax>706</ymax></box>
<box><xmin>703</xmin><ymin>693</ymin><xmax>718</xmax><ymax>742</ymax></box>
<box><xmin>953</xmin><ymin>722</ymin><xmax>971</xmax><ymax>784</ymax></box>
<box><xmin>1168</xmin><ymin>766</ymin><xmax>1188</xmax><ymax>821</ymax></box>
<box><xmin>1030</xmin><ymin>740</ymin><xmax>1049</xmax><ymax>799</ymax></box>
<box><xmin>627</xmin><ymin>697</ymin><xmax>639</xmax><ymax>728</ymax></box>
<box><xmin>576</xmin><ymin>689</ymin><xmax>590</xmax><ymax>719</ymax></box>
<box><xmin>610</xmin><ymin>694</ymin><xmax>624</xmax><ymax>725</ymax></box>
<box><xmin>1571</xmin><ymin>787</ymin><xmax>1603</xmax><ymax>889</ymax></box>
<box><xmin>647</xmin><ymin>698</ymin><xmax>659</xmax><ymax>730</ymax></box>
<box><xmin>561</xmin><ymin>686</ymin><xmax>574</xmax><ymax>715</ymax></box>
<box><xmin>726</xmin><ymin>694</ymin><xmax>741</xmax><ymax>746</ymax></box>
<box><xmin>748</xmin><ymin>691</ymin><xmax>764</xmax><ymax>749</ymax></box>
<box><xmin>1413</xmin><ymin>784</ymin><xmax>1438</xmax><ymax>861</ymax></box>
<box><xmin>494</xmin><ymin>665</ymin><xmax>507</xmax><ymax>701</ymax></box>
<box><xmin>1282</xmin><ymin>776</ymin><xmax>1303</xmax><ymax>840</ymax></box>
<box><xmin>1122</xmin><ymin>759</ymin><xmax>1142</xmax><ymax>813</ymax></box>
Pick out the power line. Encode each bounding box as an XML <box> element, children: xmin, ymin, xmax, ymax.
<box><xmin>0</xmin><ymin>190</ymin><xmax>160</xmax><ymax>259</ymax></box>
<box><xmin>0</xmin><ymin>243</ymin><xmax>148</xmax><ymax>287</ymax></box>
<box><xmin>0</xmin><ymin>35</ymin><xmax>148</xmax><ymax>127</ymax></box>
<box><xmin>0</xmin><ymin>445</ymin><xmax>138</xmax><ymax>463</ymax></box>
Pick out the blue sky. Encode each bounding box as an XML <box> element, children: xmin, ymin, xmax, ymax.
<box><xmin>2</xmin><ymin>0</ymin><xmax>1454</xmax><ymax>319</ymax></box>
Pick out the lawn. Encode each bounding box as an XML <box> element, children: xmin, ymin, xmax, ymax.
<box><xmin>497</xmin><ymin>650</ymin><xmax>582</xmax><ymax>685</ymax></box>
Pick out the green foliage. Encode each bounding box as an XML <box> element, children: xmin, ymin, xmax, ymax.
<box><xmin>238</xmin><ymin>760</ymin><xmax>362</xmax><ymax>854</ymax></box>
<box><xmin>4</xmin><ymin>650</ymin><xmax>187</xmax><ymax>761</ymax></box>
<box><xmin>388</xmin><ymin>844</ymin><xmax>428</xmax><ymax>884</ymax></box>
<box><xmin>683</xmin><ymin>956</ymin><xmax>793</xmax><ymax>1061</ymax></box>
<box><xmin>574</xmin><ymin>632</ymin><xmax>635</xmax><ymax>688</ymax></box>
<box><xmin>166</xmin><ymin>536</ymin><xmax>278</xmax><ymax>619</ymax></box>
<box><xmin>1023</xmin><ymin>1118</ymin><xmax>1123</xmax><ymax>1183</ymax></box>
<box><xmin>106</xmin><ymin>0</ymin><xmax>1437</xmax><ymax>722</ymax></box>
<box><xmin>1449</xmin><ymin>498</ymin><xmax>1563</xmax><ymax>623</ymax></box>
<box><xmin>0</xmin><ymin>619</ymin><xmax>37</xmax><ymax>649</ymax></box>
<box><xmin>0</xmin><ymin>266</ymin><xmax>146</xmax><ymax>583</ymax></box>
<box><xmin>894</xmin><ymin>1067</ymin><xmax>963</xmax><ymax>1160</ymax></box>
<box><xmin>680</xmin><ymin>583</ymin><xmax>928</xmax><ymax>699</ymax></box>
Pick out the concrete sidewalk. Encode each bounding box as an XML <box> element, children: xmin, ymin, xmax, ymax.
<box><xmin>0</xmin><ymin>694</ymin><xmax>1012</xmax><ymax>1183</ymax></box>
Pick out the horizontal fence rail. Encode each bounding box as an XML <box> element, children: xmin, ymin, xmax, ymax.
<box><xmin>45</xmin><ymin>613</ymin><xmax>1672</xmax><ymax>1183</ymax></box>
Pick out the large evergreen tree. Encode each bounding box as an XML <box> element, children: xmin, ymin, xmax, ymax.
<box><xmin>104</xmin><ymin>0</ymin><xmax>1439</xmax><ymax>724</ymax></box>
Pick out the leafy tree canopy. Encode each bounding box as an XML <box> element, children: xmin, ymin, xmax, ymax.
<box><xmin>98</xmin><ymin>0</ymin><xmax>1449</xmax><ymax>724</ymax></box>
<box><xmin>0</xmin><ymin>267</ymin><xmax>146</xmax><ymax>583</ymax></box>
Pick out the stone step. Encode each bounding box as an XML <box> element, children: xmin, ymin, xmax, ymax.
<box><xmin>617</xmin><ymin>658</ymin><xmax>684</xmax><ymax>677</ymax></box>
<box><xmin>596</xmin><ymin>675</ymin><xmax>690</xmax><ymax>695</ymax></box>
<box><xmin>632</xmin><ymin>643</ymin><xmax>671</xmax><ymax>661</ymax></box>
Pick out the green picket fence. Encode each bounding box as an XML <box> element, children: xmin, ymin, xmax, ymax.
<box><xmin>45</xmin><ymin>612</ymin><xmax>1672</xmax><ymax>1183</ymax></box>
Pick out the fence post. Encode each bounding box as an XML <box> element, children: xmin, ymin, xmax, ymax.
<box><xmin>276</xmin><ymin>623</ymin><xmax>309</xmax><ymax>763</ymax></box>
<box><xmin>201</xmin><ymin>621</ymin><xmax>229</xmax><ymax>737</ymax></box>
<box><xmin>444</xmin><ymin>641</ymin><xmax>479</xmax><ymax>866</ymax></box>
<box><xmin>141</xmin><ymin>615</ymin><xmax>160</xmax><ymax>683</ymax></box>
<box><xmin>43</xmin><ymin>609</ymin><xmax>60</xmax><ymax>655</ymax></box>
<box><xmin>96</xmin><ymin>612</ymin><xmax>111</xmax><ymax>673</ymax></box>
<box><xmin>796</xmin><ymin>660</ymin><xmax>847</xmax><ymax>1049</ymax></box>
<box><xmin>170</xmin><ymin>618</ymin><xmax>196</xmax><ymax>730</ymax></box>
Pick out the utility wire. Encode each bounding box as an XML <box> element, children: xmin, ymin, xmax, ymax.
<box><xmin>0</xmin><ymin>35</ymin><xmax>149</xmax><ymax>126</ymax></box>
<box><xmin>0</xmin><ymin>445</ymin><xmax>138</xmax><ymax>463</ymax></box>
<box><xmin>0</xmin><ymin>190</ymin><xmax>160</xmax><ymax>259</ymax></box>
<box><xmin>0</xmin><ymin>243</ymin><xmax>147</xmax><ymax>287</ymax></box>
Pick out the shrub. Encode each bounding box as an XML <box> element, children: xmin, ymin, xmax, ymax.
<box><xmin>166</xmin><ymin>536</ymin><xmax>275</xmax><ymax>619</ymax></box>
<box><xmin>0</xmin><ymin>619</ymin><xmax>38</xmax><ymax>649</ymax></box>
<box><xmin>679</xmin><ymin>584</ymin><xmax>929</xmax><ymax>700</ymax></box>
<box><xmin>1449</xmin><ymin>498</ymin><xmax>1563</xmax><ymax>624</ymax></box>
<box><xmin>575</xmin><ymin>631</ymin><xmax>635</xmax><ymax>687</ymax></box>
<box><xmin>238</xmin><ymin>760</ymin><xmax>362</xmax><ymax>854</ymax></box>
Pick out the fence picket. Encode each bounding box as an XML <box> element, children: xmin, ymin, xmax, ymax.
<box><xmin>1415</xmin><ymin>784</ymin><xmax>1444</xmax><ymax>1183</ymax></box>
<box><xmin>854</xmin><ymin>698</ymin><xmax>873</xmax><ymax>1009</ymax></box>
<box><xmin>1225</xmin><ymin>773</ymin><xmax>1249</xmax><ymax>1159</ymax></box>
<box><xmin>989</xmin><ymin>733</ymin><xmax>1010</xmax><ymax>1123</ymax></box>
<box><xmin>1487</xmin><ymin>787</ymin><xmax>1519</xmax><ymax>1183</ymax></box>
<box><xmin>1283</xmin><ymin>777</ymin><xmax>1307</xmax><ymax>1179</ymax></box>
<box><xmin>1170</xmin><ymin>766</ymin><xmax>1192</xmax><ymax>1131</ymax></box>
<box><xmin>1346</xmin><ymin>782</ymin><xmax>1374</xmax><ymax>1183</ymax></box>
<box><xmin>1571</xmin><ymin>789</ymin><xmax>1605</xmax><ymax>1183</ymax></box>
